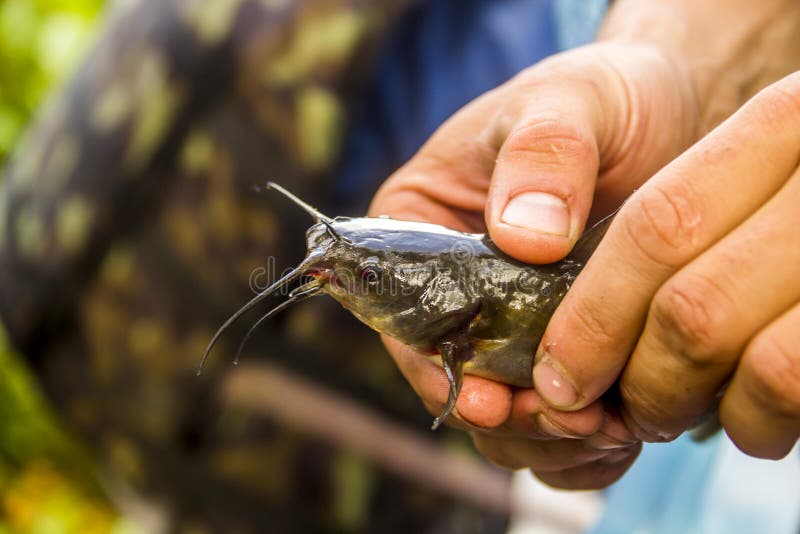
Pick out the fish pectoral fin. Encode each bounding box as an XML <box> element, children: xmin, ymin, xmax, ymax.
<box><xmin>431</xmin><ymin>340</ymin><xmax>467</xmax><ymax>431</ymax></box>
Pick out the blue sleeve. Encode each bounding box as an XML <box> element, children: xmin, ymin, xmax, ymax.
<box><xmin>335</xmin><ymin>0</ymin><xmax>607</xmax><ymax>208</ymax></box>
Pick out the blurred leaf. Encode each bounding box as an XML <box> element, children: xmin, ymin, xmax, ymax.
<box><xmin>0</xmin><ymin>0</ymin><xmax>104</xmax><ymax>165</ymax></box>
<box><xmin>0</xmin><ymin>326</ymin><xmax>123</xmax><ymax>527</ymax></box>
<box><xmin>37</xmin><ymin>13</ymin><xmax>95</xmax><ymax>80</ymax></box>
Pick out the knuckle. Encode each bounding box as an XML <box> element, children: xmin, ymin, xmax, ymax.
<box><xmin>649</xmin><ymin>273</ymin><xmax>734</xmax><ymax>366</ymax></box>
<box><xmin>470</xmin><ymin>434</ymin><xmax>524</xmax><ymax>471</ymax></box>
<box><xmin>743</xmin><ymin>334</ymin><xmax>800</xmax><ymax>419</ymax></box>
<box><xmin>752</xmin><ymin>74</ymin><xmax>800</xmax><ymax>127</ymax></box>
<box><xmin>416</xmin><ymin>139</ymin><xmax>495</xmax><ymax>176</ymax></box>
<box><xmin>568</xmin><ymin>296</ymin><xmax>617</xmax><ymax>348</ymax></box>
<box><xmin>622</xmin><ymin>184</ymin><xmax>704</xmax><ymax>268</ymax></box>
<box><xmin>620</xmin><ymin>379</ymin><xmax>671</xmax><ymax>429</ymax></box>
<box><xmin>502</xmin><ymin>119</ymin><xmax>597</xmax><ymax>170</ymax></box>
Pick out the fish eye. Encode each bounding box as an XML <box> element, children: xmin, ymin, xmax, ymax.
<box><xmin>358</xmin><ymin>261</ymin><xmax>383</xmax><ymax>286</ymax></box>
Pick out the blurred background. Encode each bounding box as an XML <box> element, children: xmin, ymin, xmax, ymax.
<box><xmin>0</xmin><ymin>0</ymin><xmax>525</xmax><ymax>532</ymax></box>
<box><xmin>0</xmin><ymin>2</ymin><xmax>120</xmax><ymax>531</ymax></box>
<box><xmin>0</xmin><ymin>0</ymin><xmax>101</xmax><ymax>162</ymax></box>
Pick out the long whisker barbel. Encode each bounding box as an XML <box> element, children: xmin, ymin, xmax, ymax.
<box><xmin>196</xmin><ymin>253</ymin><xmax>322</xmax><ymax>376</ymax></box>
<box><xmin>266</xmin><ymin>182</ymin><xmax>333</xmax><ymax>224</ymax></box>
<box><xmin>267</xmin><ymin>182</ymin><xmax>345</xmax><ymax>242</ymax></box>
<box><xmin>196</xmin><ymin>180</ymin><xmax>339</xmax><ymax>375</ymax></box>
<box><xmin>232</xmin><ymin>281</ymin><xmax>322</xmax><ymax>366</ymax></box>
<box><xmin>196</xmin><ymin>268</ymin><xmax>301</xmax><ymax>375</ymax></box>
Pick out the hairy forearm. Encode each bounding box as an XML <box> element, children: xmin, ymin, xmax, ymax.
<box><xmin>600</xmin><ymin>0</ymin><xmax>800</xmax><ymax>132</ymax></box>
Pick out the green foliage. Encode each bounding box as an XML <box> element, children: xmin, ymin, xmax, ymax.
<box><xmin>0</xmin><ymin>0</ymin><xmax>104</xmax><ymax>163</ymax></box>
<box><xmin>0</xmin><ymin>328</ymin><xmax>91</xmax><ymax>477</ymax></box>
<box><xmin>0</xmin><ymin>327</ymin><xmax>122</xmax><ymax>533</ymax></box>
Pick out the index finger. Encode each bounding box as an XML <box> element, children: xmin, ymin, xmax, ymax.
<box><xmin>532</xmin><ymin>73</ymin><xmax>800</xmax><ymax>410</ymax></box>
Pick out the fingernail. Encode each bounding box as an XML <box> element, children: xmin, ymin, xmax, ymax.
<box><xmin>501</xmin><ymin>192</ymin><xmax>570</xmax><ymax>236</ymax></box>
<box><xmin>620</xmin><ymin>407</ymin><xmax>654</xmax><ymax>441</ymax></box>
<box><xmin>533</xmin><ymin>360</ymin><xmax>577</xmax><ymax>408</ymax></box>
<box><xmin>600</xmin><ymin>447</ymin><xmax>637</xmax><ymax>465</ymax></box>
<box><xmin>591</xmin><ymin>410</ymin><xmax>638</xmax><ymax>450</ymax></box>
<box><xmin>585</xmin><ymin>432</ymin><xmax>635</xmax><ymax>451</ymax></box>
<box><xmin>537</xmin><ymin>413</ymin><xmax>581</xmax><ymax>439</ymax></box>
<box><xmin>621</xmin><ymin>406</ymin><xmax>676</xmax><ymax>443</ymax></box>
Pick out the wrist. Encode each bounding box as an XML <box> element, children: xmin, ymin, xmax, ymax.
<box><xmin>599</xmin><ymin>0</ymin><xmax>800</xmax><ymax>135</ymax></box>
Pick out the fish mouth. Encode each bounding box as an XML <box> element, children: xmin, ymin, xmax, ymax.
<box><xmin>305</xmin><ymin>268</ymin><xmax>340</xmax><ymax>291</ymax></box>
<box><xmin>307</xmin><ymin>268</ymin><xmax>359</xmax><ymax>296</ymax></box>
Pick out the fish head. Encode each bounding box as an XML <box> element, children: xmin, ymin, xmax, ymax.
<box><xmin>303</xmin><ymin>217</ymin><xmax>479</xmax><ymax>348</ymax></box>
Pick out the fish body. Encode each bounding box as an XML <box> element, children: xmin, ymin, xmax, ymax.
<box><xmin>308</xmin><ymin>216</ymin><xmax>589</xmax><ymax>387</ymax></box>
<box><xmin>201</xmin><ymin>184</ymin><xmax>614</xmax><ymax>429</ymax></box>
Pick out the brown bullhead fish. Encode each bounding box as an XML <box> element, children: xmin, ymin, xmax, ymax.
<box><xmin>200</xmin><ymin>184</ymin><xmax>615</xmax><ymax>429</ymax></box>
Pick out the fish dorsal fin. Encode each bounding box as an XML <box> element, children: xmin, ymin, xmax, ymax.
<box><xmin>566</xmin><ymin>207</ymin><xmax>621</xmax><ymax>264</ymax></box>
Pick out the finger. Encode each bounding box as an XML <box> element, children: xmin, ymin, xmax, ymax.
<box><xmin>720</xmin><ymin>302</ymin><xmax>800</xmax><ymax>459</ymax></box>
<box><xmin>382</xmin><ymin>335</ymin><xmax>513</xmax><ymax>429</ymax></box>
<box><xmin>384</xmin><ymin>335</ymin><xmax>611</xmax><ymax>437</ymax></box>
<box><xmin>505</xmin><ymin>388</ymin><xmax>605</xmax><ymax>439</ymax></box>
<box><xmin>368</xmin><ymin>88</ymin><xmax>505</xmax><ymax>231</ymax></box>
<box><xmin>534</xmin><ymin>72</ymin><xmax>800</xmax><ymax>411</ymax></box>
<box><xmin>486</xmin><ymin>42</ymin><xmax>697</xmax><ymax>264</ymax></box>
<box><xmin>484</xmin><ymin>79</ymin><xmax>603</xmax><ymax>263</ymax></box>
<box><xmin>470</xmin><ymin>432</ymin><xmax>609</xmax><ymax>472</ymax></box>
<box><xmin>583</xmin><ymin>405</ymin><xmax>639</xmax><ymax>451</ymax></box>
<box><xmin>621</xmin><ymin>165</ymin><xmax>800</xmax><ymax>440</ymax></box>
<box><xmin>532</xmin><ymin>443</ymin><xmax>642</xmax><ymax>490</ymax></box>
<box><xmin>371</xmin><ymin>43</ymin><xmax>684</xmax><ymax>239</ymax></box>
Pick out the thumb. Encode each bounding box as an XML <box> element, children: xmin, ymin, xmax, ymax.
<box><xmin>485</xmin><ymin>82</ymin><xmax>605</xmax><ymax>264</ymax></box>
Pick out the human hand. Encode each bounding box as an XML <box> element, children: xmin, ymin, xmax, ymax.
<box><xmin>369</xmin><ymin>0</ymin><xmax>800</xmax><ymax>486</ymax></box>
<box><xmin>369</xmin><ymin>38</ymin><xmax>698</xmax><ymax>488</ymax></box>
<box><xmin>535</xmin><ymin>72</ymin><xmax>800</xmax><ymax>460</ymax></box>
